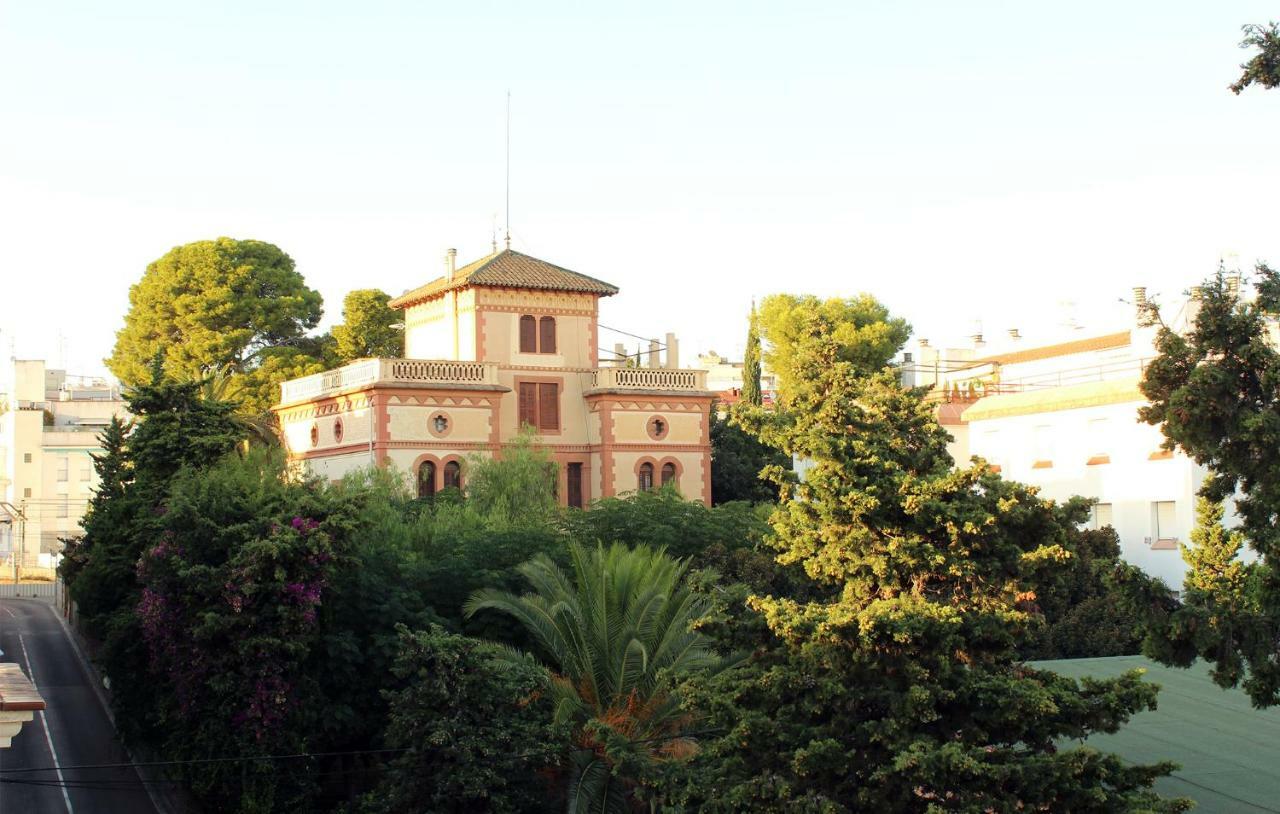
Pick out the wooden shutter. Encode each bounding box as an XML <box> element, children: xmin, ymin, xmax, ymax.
<box><xmin>538</xmin><ymin>382</ymin><xmax>559</xmax><ymax>431</ymax></box>
<box><xmin>519</xmin><ymin>315</ymin><xmax>537</xmax><ymax>353</ymax></box>
<box><xmin>567</xmin><ymin>463</ymin><xmax>583</xmax><ymax>509</ymax></box>
<box><xmin>539</xmin><ymin>316</ymin><xmax>556</xmax><ymax>354</ymax></box>
<box><xmin>638</xmin><ymin>463</ymin><xmax>654</xmax><ymax>491</ymax></box>
<box><xmin>444</xmin><ymin>461</ymin><xmax>462</xmax><ymax>490</ymax></box>
<box><xmin>518</xmin><ymin>382</ymin><xmax>538</xmax><ymax>427</ymax></box>
<box><xmin>661</xmin><ymin>463</ymin><xmax>676</xmax><ymax>486</ymax></box>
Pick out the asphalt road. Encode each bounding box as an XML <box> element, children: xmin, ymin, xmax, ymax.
<box><xmin>0</xmin><ymin>599</ymin><xmax>159</xmax><ymax>814</ymax></box>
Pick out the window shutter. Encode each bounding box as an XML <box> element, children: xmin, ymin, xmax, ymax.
<box><xmin>538</xmin><ymin>382</ymin><xmax>559</xmax><ymax>431</ymax></box>
<box><xmin>661</xmin><ymin>463</ymin><xmax>676</xmax><ymax>486</ymax></box>
<box><xmin>567</xmin><ymin>463</ymin><xmax>583</xmax><ymax>508</ymax></box>
<box><xmin>519</xmin><ymin>315</ymin><xmax>537</xmax><ymax>353</ymax></box>
<box><xmin>539</xmin><ymin>316</ymin><xmax>556</xmax><ymax>354</ymax></box>
<box><xmin>518</xmin><ymin>382</ymin><xmax>538</xmax><ymax>427</ymax></box>
<box><xmin>638</xmin><ymin>463</ymin><xmax>654</xmax><ymax>492</ymax></box>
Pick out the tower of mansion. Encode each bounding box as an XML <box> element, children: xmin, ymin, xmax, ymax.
<box><xmin>273</xmin><ymin>248</ymin><xmax>715</xmax><ymax>506</ymax></box>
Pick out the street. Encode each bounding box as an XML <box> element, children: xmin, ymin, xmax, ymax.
<box><xmin>0</xmin><ymin>599</ymin><xmax>158</xmax><ymax>814</ymax></box>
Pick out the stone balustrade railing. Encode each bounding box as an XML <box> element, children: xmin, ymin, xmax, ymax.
<box><xmin>590</xmin><ymin>367</ymin><xmax>708</xmax><ymax>392</ymax></box>
<box><xmin>279</xmin><ymin>359</ymin><xmax>501</xmax><ymax>406</ymax></box>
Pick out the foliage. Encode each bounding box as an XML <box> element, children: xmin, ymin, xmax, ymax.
<box><xmin>756</xmin><ymin>293</ymin><xmax>910</xmax><ymax>403</ymax></box>
<box><xmin>1135</xmin><ymin>265</ymin><xmax>1280</xmax><ymax>705</ymax></box>
<box><xmin>709</xmin><ymin>404</ymin><xmax>790</xmax><ymax>505</ymax></box>
<box><xmin>741</xmin><ymin>304</ymin><xmax>763</xmax><ymax>407</ymax></box>
<box><xmin>358</xmin><ymin>626</ymin><xmax>563</xmax><ymax>814</ymax></box>
<box><xmin>670</xmin><ymin>296</ymin><xmax>1187</xmax><ymax>812</ymax></box>
<box><xmin>466</xmin><ymin>543</ymin><xmax>722</xmax><ymax>813</ymax></box>
<box><xmin>107</xmin><ymin>237</ymin><xmax>323</xmax><ymax>385</ymax></box>
<box><xmin>1230</xmin><ymin>22</ymin><xmax>1280</xmax><ymax>94</ymax></box>
<box><xmin>465</xmin><ymin>429</ymin><xmax>559</xmax><ymax>530</ymax></box>
<box><xmin>1020</xmin><ymin>498</ymin><xmax>1144</xmax><ymax>660</ymax></box>
<box><xmin>332</xmin><ymin>289</ymin><xmax>403</xmax><ymax>362</ymax></box>
<box><xmin>562</xmin><ymin>487</ymin><xmax>767</xmax><ymax>565</ymax></box>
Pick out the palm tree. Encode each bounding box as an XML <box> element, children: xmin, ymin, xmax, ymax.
<box><xmin>465</xmin><ymin>542</ymin><xmax>721</xmax><ymax>813</ymax></box>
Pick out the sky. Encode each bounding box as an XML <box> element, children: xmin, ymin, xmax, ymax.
<box><xmin>2</xmin><ymin>1</ymin><xmax>1278</xmax><ymax>381</ymax></box>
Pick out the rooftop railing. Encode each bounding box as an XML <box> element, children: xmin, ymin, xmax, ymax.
<box><xmin>279</xmin><ymin>359</ymin><xmax>501</xmax><ymax>406</ymax></box>
<box><xmin>590</xmin><ymin>367</ymin><xmax>708</xmax><ymax>392</ymax></box>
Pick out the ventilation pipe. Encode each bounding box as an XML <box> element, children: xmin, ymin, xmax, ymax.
<box><xmin>445</xmin><ymin>248</ymin><xmax>457</xmax><ymax>280</ymax></box>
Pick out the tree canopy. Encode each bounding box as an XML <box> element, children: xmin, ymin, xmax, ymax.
<box><xmin>677</xmin><ymin>297</ymin><xmax>1186</xmax><ymax>812</ymax></box>
<box><xmin>756</xmin><ymin>293</ymin><xmax>910</xmax><ymax>404</ymax></box>
<box><xmin>108</xmin><ymin>238</ymin><xmax>322</xmax><ymax>385</ymax></box>
<box><xmin>1130</xmin><ymin>265</ymin><xmax>1280</xmax><ymax>705</ymax></box>
<box><xmin>1230</xmin><ymin>22</ymin><xmax>1280</xmax><ymax>94</ymax></box>
<box><xmin>332</xmin><ymin>289</ymin><xmax>403</xmax><ymax>362</ymax></box>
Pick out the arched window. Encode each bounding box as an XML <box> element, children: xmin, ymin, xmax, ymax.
<box><xmin>638</xmin><ymin>462</ymin><xmax>654</xmax><ymax>492</ymax></box>
<box><xmin>539</xmin><ymin>316</ymin><xmax>556</xmax><ymax>354</ymax></box>
<box><xmin>417</xmin><ymin>461</ymin><xmax>436</xmax><ymax>499</ymax></box>
<box><xmin>444</xmin><ymin>460</ymin><xmax>463</xmax><ymax>490</ymax></box>
<box><xmin>661</xmin><ymin>462</ymin><xmax>676</xmax><ymax>487</ymax></box>
<box><xmin>519</xmin><ymin>315</ymin><xmax>537</xmax><ymax>353</ymax></box>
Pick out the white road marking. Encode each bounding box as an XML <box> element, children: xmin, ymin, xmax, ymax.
<box><xmin>18</xmin><ymin>632</ymin><xmax>75</xmax><ymax>814</ymax></box>
<box><xmin>2</xmin><ymin>604</ymin><xmax>17</xmax><ymax>618</ymax></box>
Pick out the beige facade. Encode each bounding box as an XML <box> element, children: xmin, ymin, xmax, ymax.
<box><xmin>274</xmin><ymin>249</ymin><xmax>715</xmax><ymax>506</ymax></box>
<box><xmin>0</xmin><ymin>360</ymin><xmax>127</xmax><ymax>570</ymax></box>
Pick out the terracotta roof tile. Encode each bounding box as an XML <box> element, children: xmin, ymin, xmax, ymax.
<box><xmin>389</xmin><ymin>249</ymin><xmax>619</xmax><ymax>308</ymax></box>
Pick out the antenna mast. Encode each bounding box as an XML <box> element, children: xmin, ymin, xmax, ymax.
<box><xmin>504</xmin><ymin>90</ymin><xmax>512</xmax><ymax>250</ymax></box>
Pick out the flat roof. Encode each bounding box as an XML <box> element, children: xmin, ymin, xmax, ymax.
<box><xmin>1034</xmin><ymin>656</ymin><xmax>1280</xmax><ymax>813</ymax></box>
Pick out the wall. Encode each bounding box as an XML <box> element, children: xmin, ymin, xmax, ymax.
<box><xmin>967</xmin><ymin>396</ymin><xmax>1206</xmax><ymax>587</ymax></box>
<box><xmin>403</xmin><ymin>289</ymin><xmax>478</xmax><ymax>361</ymax></box>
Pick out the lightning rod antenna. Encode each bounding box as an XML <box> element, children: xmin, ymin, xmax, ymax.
<box><xmin>504</xmin><ymin>90</ymin><xmax>511</xmax><ymax>251</ymax></box>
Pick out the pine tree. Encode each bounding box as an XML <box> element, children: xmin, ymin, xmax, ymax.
<box><xmin>741</xmin><ymin>304</ymin><xmax>762</xmax><ymax>407</ymax></box>
<box><xmin>668</xmin><ymin>297</ymin><xmax>1187</xmax><ymax>812</ymax></box>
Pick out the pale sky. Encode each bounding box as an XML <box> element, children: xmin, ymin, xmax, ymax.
<box><xmin>2</xmin><ymin>1</ymin><xmax>1278</xmax><ymax>381</ymax></box>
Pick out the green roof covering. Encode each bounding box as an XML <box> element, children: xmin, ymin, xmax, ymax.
<box><xmin>1034</xmin><ymin>656</ymin><xmax>1280</xmax><ymax>813</ymax></box>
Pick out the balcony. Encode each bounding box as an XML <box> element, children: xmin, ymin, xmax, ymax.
<box><xmin>278</xmin><ymin>359</ymin><xmax>503</xmax><ymax>406</ymax></box>
<box><xmin>588</xmin><ymin>367</ymin><xmax>709</xmax><ymax>393</ymax></box>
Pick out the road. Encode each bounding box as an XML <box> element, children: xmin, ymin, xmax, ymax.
<box><xmin>0</xmin><ymin>599</ymin><xmax>158</xmax><ymax>814</ymax></box>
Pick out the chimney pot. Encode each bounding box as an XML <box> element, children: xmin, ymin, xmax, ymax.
<box><xmin>918</xmin><ymin>338</ymin><xmax>930</xmax><ymax>348</ymax></box>
<box><xmin>1007</xmin><ymin>328</ymin><xmax>1020</xmax><ymax>340</ymax></box>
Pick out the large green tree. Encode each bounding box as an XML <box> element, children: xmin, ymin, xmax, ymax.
<box><xmin>107</xmin><ymin>238</ymin><xmax>325</xmax><ymax>411</ymax></box>
<box><xmin>466</xmin><ymin>543</ymin><xmax>721</xmax><ymax>813</ymax></box>
<box><xmin>332</xmin><ymin>289</ymin><xmax>403</xmax><ymax>362</ymax></box>
<box><xmin>1130</xmin><ymin>265</ymin><xmax>1280</xmax><ymax>705</ymax></box>
<box><xmin>756</xmin><ymin>293</ymin><xmax>910</xmax><ymax>402</ymax></box>
<box><xmin>662</xmin><ymin>297</ymin><xmax>1186</xmax><ymax>812</ymax></box>
<box><xmin>1230</xmin><ymin>22</ymin><xmax>1280</xmax><ymax>94</ymax></box>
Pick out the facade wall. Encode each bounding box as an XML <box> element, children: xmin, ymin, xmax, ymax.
<box><xmin>0</xmin><ymin>360</ymin><xmax>127</xmax><ymax>557</ymax></box>
<box><xmin>281</xmin><ymin>281</ymin><xmax>712</xmax><ymax>506</ymax></box>
<box><xmin>965</xmin><ymin>389</ymin><xmax>1211</xmax><ymax>587</ymax></box>
<box><xmin>403</xmin><ymin>289</ymin><xmax>479</xmax><ymax>361</ymax></box>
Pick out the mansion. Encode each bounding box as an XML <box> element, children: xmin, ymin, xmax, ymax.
<box><xmin>273</xmin><ymin>248</ymin><xmax>715</xmax><ymax>506</ymax></box>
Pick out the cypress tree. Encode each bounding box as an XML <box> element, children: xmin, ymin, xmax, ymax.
<box><xmin>741</xmin><ymin>303</ymin><xmax>763</xmax><ymax>407</ymax></box>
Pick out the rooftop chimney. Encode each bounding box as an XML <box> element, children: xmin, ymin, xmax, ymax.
<box><xmin>1007</xmin><ymin>328</ymin><xmax>1021</xmax><ymax>340</ymax></box>
<box><xmin>1133</xmin><ymin>286</ymin><xmax>1156</xmax><ymax>327</ymax></box>
<box><xmin>918</xmin><ymin>338</ymin><xmax>930</xmax><ymax>348</ymax></box>
<box><xmin>971</xmin><ymin>333</ymin><xmax>985</xmax><ymax>349</ymax></box>
<box><xmin>664</xmin><ymin>332</ymin><xmax>679</xmax><ymax>369</ymax></box>
<box><xmin>445</xmin><ymin>248</ymin><xmax>457</xmax><ymax>280</ymax></box>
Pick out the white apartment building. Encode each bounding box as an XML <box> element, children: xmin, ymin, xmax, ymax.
<box><xmin>904</xmin><ymin>290</ymin><xmax>1212</xmax><ymax>588</ymax></box>
<box><xmin>0</xmin><ymin>360</ymin><xmax>127</xmax><ymax>570</ymax></box>
<box><xmin>694</xmin><ymin>350</ymin><xmax>779</xmax><ymax>405</ymax></box>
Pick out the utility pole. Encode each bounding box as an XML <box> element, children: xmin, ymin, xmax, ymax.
<box><xmin>0</xmin><ymin>502</ymin><xmax>26</xmax><ymax>584</ymax></box>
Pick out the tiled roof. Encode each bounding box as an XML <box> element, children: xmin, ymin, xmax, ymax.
<box><xmin>389</xmin><ymin>249</ymin><xmax>619</xmax><ymax>308</ymax></box>
<box><xmin>971</xmin><ymin>331</ymin><xmax>1131</xmax><ymax>366</ymax></box>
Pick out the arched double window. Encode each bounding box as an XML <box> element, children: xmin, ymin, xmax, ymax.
<box><xmin>638</xmin><ymin>462</ymin><xmax>654</xmax><ymax>492</ymax></box>
<box><xmin>661</xmin><ymin>462</ymin><xmax>677</xmax><ymax>487</ymax></box>
<box><xmin>518</xmin><ymin>314</ymin><xmax>557</xmax><ymax>354</ymax></box>
<box><xmin>443</xmin><ymin>460</ymin><xmax>463</xmax><ymax>490</ymax></box>
<box><xmin>417</xmin><ymin>461</ymin><xmax>436</xmax><ymax>499</ymax></box>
